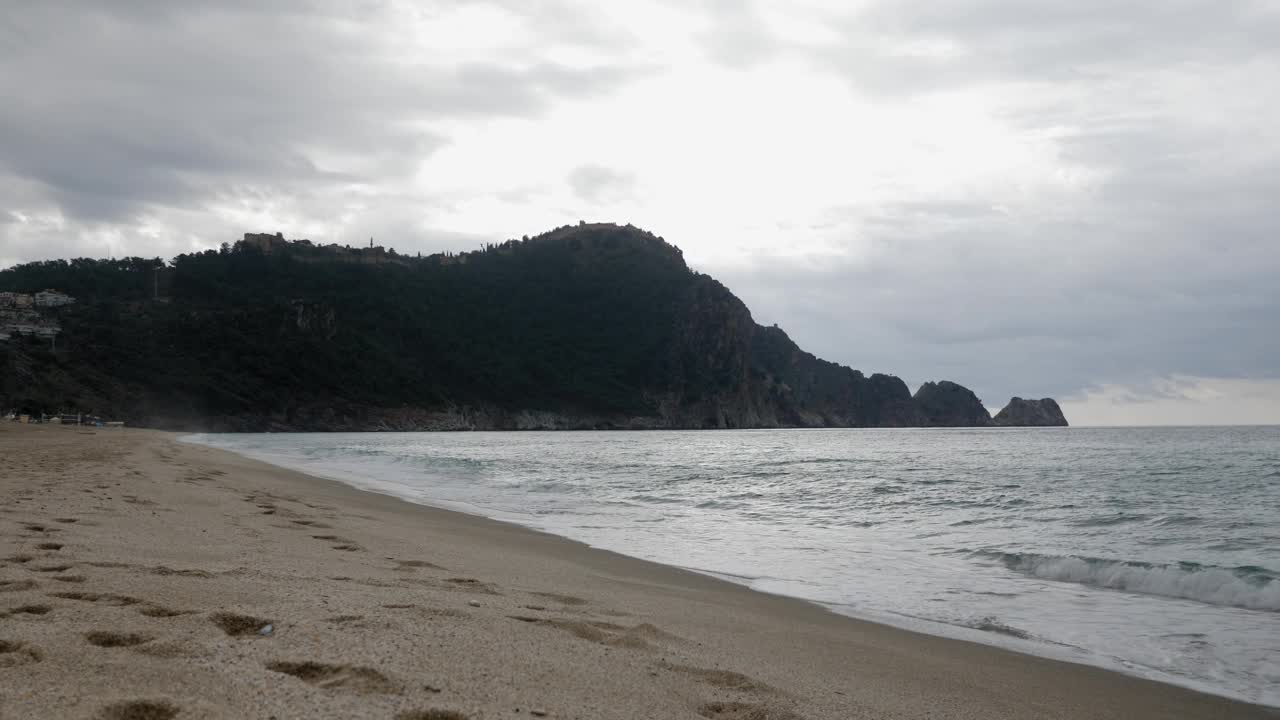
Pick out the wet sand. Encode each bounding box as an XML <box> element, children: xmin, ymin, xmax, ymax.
<box><xmin>0</xmin><ymin>424</ymin><xmax>1273</xmax><ymax>719</ymax></box>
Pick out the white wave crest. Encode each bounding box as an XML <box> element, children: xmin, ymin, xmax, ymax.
<box><xmin>994</xmin><ymin>553</ymin><xmax>1279</xmax><ymax>612</ymax></box>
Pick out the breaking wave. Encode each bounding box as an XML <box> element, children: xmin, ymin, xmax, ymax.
<box><xmin>968</xmin><ymin>616</ymin><xmax>1031</xmax><ymax>639</ymax></box>
<box><xmin>973</xmin><ymin>551</ymin><xmax>1280</xmax><ymax>612</ymax></box>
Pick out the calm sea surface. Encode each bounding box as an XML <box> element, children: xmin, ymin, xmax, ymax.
<box><xmin>185</xmin><ymin>427</ymin><xmax>1280</xmax><ymax>705</ymax></box>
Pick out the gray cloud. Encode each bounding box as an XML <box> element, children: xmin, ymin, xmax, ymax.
<box><xmin>2</xmin><ymin>0</ymin><xmax>1278</xmax><ymax>415</ymax></box>
<box><xmin>678</xmin><ymin>0</ymin><xmax>1280</xmax><ymax>408</ymax></box>
<box><xmin>567</xmin><ymin>165</ymin><xmax>637</xmax><ymax>205</ymax></box>
<box><xmin>809</xmin><ymin>1</ymin><xmax>1280</xmax><ymax>95</ymax></box>
<box><xmin>715</xmin><ymin>158</ymin><xmax>1280</xmax><ymax>406</ymax></box>
<box><xmin>0</xmin><ymin>1</ymin><xmax>642</xmax><ymax>232</ymax></box>
<box><xmin>695</xmin><ymin>0</ymin><xmax>779</xmax><ymax>68</ymax></box>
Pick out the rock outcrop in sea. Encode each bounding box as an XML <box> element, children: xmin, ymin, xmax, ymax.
<box><xmin>994</xmin><ymin>398</ymin><xmax>1069</xmax><ymax>427</ymax></box>
<box><xmin>913</xmin><ymin>381</ymin><xmax>995</xmax><ymax>427</ymax></box>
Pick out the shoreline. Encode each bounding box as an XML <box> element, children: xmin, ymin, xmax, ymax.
<box><xmin>181</xmin><ymin>431</ymin><xmax>1258</xmax><ymax>705</ymax></box>
<box><xmin>2</xmin><ymin>424</ymin><xmax>1274</xmax><ymax>719</ymax></box>
<box><xmin>184</xmin><ymin>428</ymin><xmax>1278</xmax><ymax>707</ymax></box>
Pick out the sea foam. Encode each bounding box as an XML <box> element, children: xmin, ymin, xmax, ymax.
<box><xmin>978</xmin><ymin>551</ymin><xmax>1279</xmax><ymax>612</ymax></box>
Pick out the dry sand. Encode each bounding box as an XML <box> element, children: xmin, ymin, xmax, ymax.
<box><xmin>0</xmin><ymin>423</ymin><xmax>1273</xmax><ymax>720</ymax></box>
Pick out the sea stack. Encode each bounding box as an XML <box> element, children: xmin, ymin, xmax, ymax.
<box><xmin>994</xmin><ymin>397</ymin><xmax>1069</xmax><ymax>427</ymax></box>
<box><xmin>912</xmin><ymin>380</ymin><xmax>994</xmax><ymax>427</ymax></box>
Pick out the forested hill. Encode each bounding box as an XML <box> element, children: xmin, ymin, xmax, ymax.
<box><xmin>0</xmin><ymin>223</ymin><xmax>1064</xmax><ymax>430</ymax></box>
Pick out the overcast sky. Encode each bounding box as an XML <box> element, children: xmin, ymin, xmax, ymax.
<box><xmin>2</xmin><ymin>1</ymin><xmax>1278</xmax><ymax>425</ymax></box>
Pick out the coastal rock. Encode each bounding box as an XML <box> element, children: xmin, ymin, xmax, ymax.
<box><xmin>994</xmin><ymin>398</ymin><xmax>1068</xmax><ymax>427</ymax></box>
<box><xmin>0</xmin><ymin>223</ymin><xmax>1012</xmax><ymax>431</ymax></box>
<box><xmin>913</xmin><ymin>381</ymin><xmax>993</xmax><ymax>427</ymax></box>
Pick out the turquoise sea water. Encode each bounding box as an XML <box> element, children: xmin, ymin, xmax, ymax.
<box><xmin>186</xmin><ymin>427</ymin><xmax>1280</xmax><ymax>705</ymax></box>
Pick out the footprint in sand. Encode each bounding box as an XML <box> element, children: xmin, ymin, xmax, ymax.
<box><xmin>48</xmin><ymin>591</ymin><xmax>140</xmax><ymax>606</ymax></box>
<box><xmin>135</xmin><ymin>639</ymin><xmax>208</xmax><ymax>660</ymax></box>
<box><xmin>313</xmin><ymin>535</ymin><xmax>366</xmax><ymax>551</ymax></box>
<box><xmin>443</xmin><ymin>578</ymin><xmax>500</xmax><ymax>595</ymax></box>
<box><xmin>325</xmin><ymin>614</ymin><xmax>399</xmax><ymax>630</ymax></box>
<box><xmin>508</xmin><ymin>616</ymin><xmax>680</xmax><ymax>650</ymax></box>
<box><xmin>94</xmin><ymin>699</ymin><xmax>181</xmax><ymax>720</ymax></box>
<box><xmin>0</xmin><ymin>639</ymin><xmax>43</xmax><ymax>667</ymax></box>
<box><xmin>331</xmin><ymin>576</ymin><xmax>398</xmax><ymax>588</ymax></box>
<box><xmin>0</xmin><ymin>579</ymin><xmax>39</xmax><ymax>593</ymax></box>
<box><xmin>698</xmin><ymin>702</ymin><xmax>805</xmax><ymax>720</ymax></box>
<box><xmin>85</xmin><ymin>631</ymin><xmax>153</xmax><ymax>648</ymax></box>
<box><xmin>51</xmin><ymin>574</ymin><xmax>88</xmax><ymax>583</ymax></box>
<box><xmin>36</xmin><ymin>542</ymin><xmax>63</xmax><ymax>551</ymax></box>
<box><xmin>210</xmin><ymin>611</ymin><xmax>273</xmax><ymax>637</ymax></box>
<box><xmin>290</xmin><ymin>519</ymin><xmax>332</xmax><ymax>529</ymax></box>
<box><xmin>394</xmin><ymin>560</ymin><xmax>446</xmax><ymax>571</ymax></box>
<box><xmin>528</xmin><ymin>591</ymin><xmax>589</xmax><ymax>606</ymax></box>
<box><xmin>396</xmin><ymin>710</ymin><xmax>469</xmax><ymax>720</ymax></box>
<box><xmin>5</xmin><ymin>604</ymin><xmax>52</xmax><ymax>617</ymax></box>
<box><xmin>265</xmin><ymin>660</ymin><xmax>400</xmax><ymax>694</ymax></box>
<box><xmin>150</xmin><ymin>566</ymin><xmax>214</xmax><ymax>579</ymax></box>
<box><xmin>138</xmin><ymin>605</ymin><xmax>191</xmax><ymax>618</ymax></box>
<box><xmin>122</xmin><ymin>496</ymin><xmax>158</xmax><ymax>507</ymax></box>
<box><xmin>325</xmin><ymin>614</ymin><xmax>365</xmax><ymax>624</ymax></box>
<box><xmin>664</xmin><ymin>663</ymin><xmax>772</xmax><ymax>692</ymax></box>
<box><xmin>419</xmin><ymin>607</ymin><xmax>470</xmax><ymax>620</ymax></box>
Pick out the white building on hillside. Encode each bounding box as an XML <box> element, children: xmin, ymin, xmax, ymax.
<box><xmin>0</xmin><ymin>292</ymin><xmax>29</xmax><ymax>308</ymax></box>
<box><xmin>33</xmin><ymin>290</ymin><xmax>74</xmax><ymax>307</ymax></box>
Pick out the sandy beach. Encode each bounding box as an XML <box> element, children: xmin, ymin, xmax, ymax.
<box><xmin>0</xmin><ymin>424</ymin><xmax>1272</xmax><ymax>720</ymax></box>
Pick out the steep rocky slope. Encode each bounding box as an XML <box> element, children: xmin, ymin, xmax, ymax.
<box><xmin>913</xmin><ymin>381</ymin><xmax>995</xmax><ymax>427</ymax></box>
<box><xmin>0</xmin><ymin>224</ymin><xmax>1064</xmax><ymax>430</ymax></box>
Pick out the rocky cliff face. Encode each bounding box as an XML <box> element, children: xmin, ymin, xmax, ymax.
<box><xmin>745</xmin><ymin>324</ymin><xmax>918</xmax><ymax>427</ymax></box>
<box><xmin>1</xmin><ymin>223</ymin><xmax>1064</xmax><ymax>431</ymax></box>
<box><xmin>993</xmin><ymin>398</ymin><xmax>1069</xmax><ymax>427</ymax></box>
<box><xmin>912</xmin><ymin>381</ymin><xmax>994</xmax><ymax>427</ymax></box>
